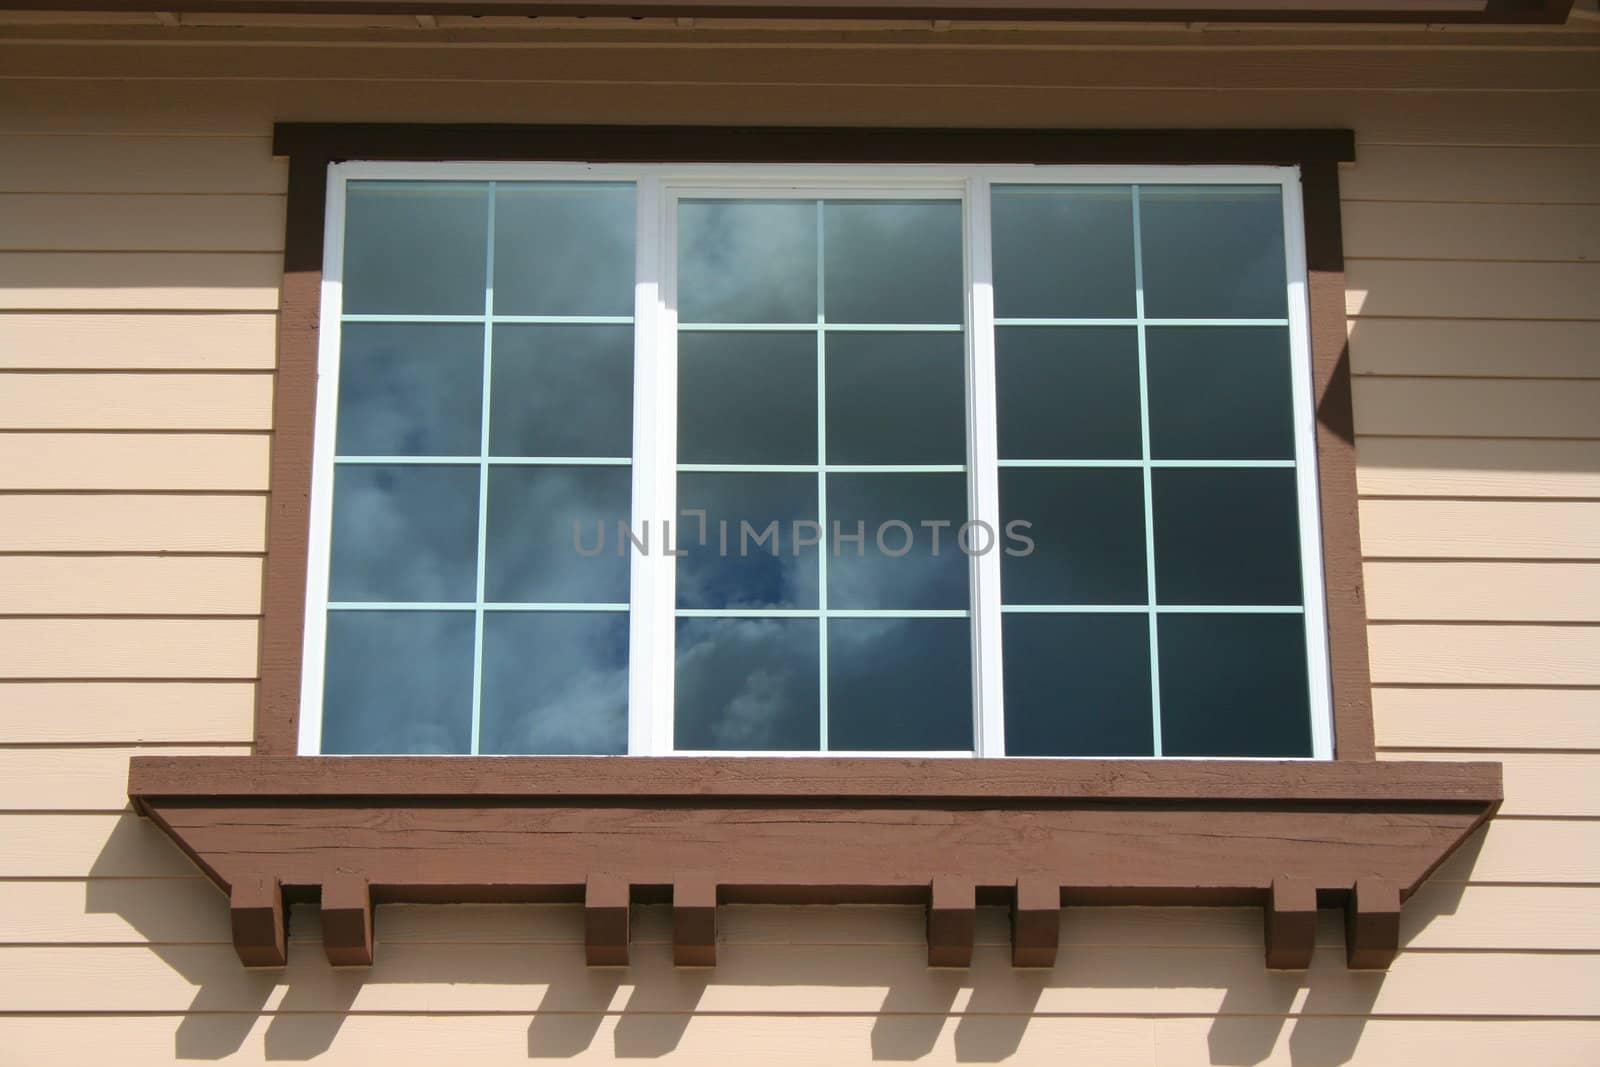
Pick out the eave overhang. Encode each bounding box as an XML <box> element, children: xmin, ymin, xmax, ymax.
<box><xmin>130</xmin><ymin>755</ymin><xmax>1502</xmax><ymax>972</ymax></box>
<box><xmin>0</xmin><ymin>0</ymin><xmax>1577</xmax><ymax>22</ymax></box>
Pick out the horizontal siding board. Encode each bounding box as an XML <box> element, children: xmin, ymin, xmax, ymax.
<box><xmin>0</xmin><ymin>746</ymin><xmax>250</xmax><ymax>811</ymax></box>
<box><xmin>1346</xmin><ymin>261</ymin><xmax>1600</xmax><ymax>320</ymax></box>
<box><xmin>0</xmin><ymin>372</ymin><xmax>273</xmax><ymax>430</ymax></box>
<box><xmin>0</xmin><ymin>433</ymin><xmax>270</xmax><ymax>490</ymax></box>
<box><xmin>1359</xmin><ymin>500</ymin><xmax>1600</xmax><ymax>559</ymax></box>
<box><xmin>1355</xmin><ymin>438</ymin><xmax>1600</xmax><ymax>499</ymax></box>
<box><xmin>0</xmin><ymin>681</ymin><xmax>255</xmax><ymax>743</ymax></box>
<box><xmin>1348</xmin><ymin>319</ymin><xmax>1600</xmax><ymax>380</ymax></box>
<box><xmin>1367</xmin><ymin>624</ymin><xmax>1600</xmax><ymax>685</ymax></box>
<box><xmin>0</xmin><ymin>194</ymin><xmax>284</xmax><ymax>253</ymax></box>
<box><xmin>1351</xmin><ymin>378</ymin><xmax>1600</xmax><ymax>440</ymax></box>
<box><xmin>1341</xmin><ymin>146</ymin><xmax>1600</xmax><ymax>205</ymax></box>
<box><xmin>1</xmin><ymin>1016</ymin><xmax>1597</xmax><ymax>1067</ymax></box>
<box><xmin>0</xmin><ymin>1015</ymin><xmax>1594</xmax><ymax>1067</ymax></box>
<box><xmin>1434</xmin><ymin>819</ymin><xmax>1600</xmax><ymax>885</ymax></box>
<box><xmin>0</xmin><ymin>252</ymin><xmax>280</xmax><ymax>311</ymax></box>
<box><xmin>0</xmin><ymin>878</ymin><xmax>232</xmax><ymax>945</ymax></box>
<box><xmin>6</xmin><ymin>42</ymin><xmax>1600</xmax><ymax>92</ymax></box>
<box><xmin>1374</xmin><ymin>687</ymin><xmax>1600</xmax><ymax>750</ymax></box>
<box><xmin>0</xmin><ymin>618</ymin><xmax>260</xmax><ymax>680</ymax></box>
<box><xmin>0</xmin><ymin>312</ymin><xmax>279</xmax><ymax>370</ymax></box>
<box><xmin>0</xmin><ymin>134</ymin><xmax>282</xmax><ymax>194</ymax></box>
<box><xmin>2</xmin><ymin>942</ymin><xmax>1598</xmax><ymax>1015</ymax></box>
<box><xmin>0</xmin><ymin>556</ymin><xmax>264</xmax><ymax>616</ymax></box>
<box><xmin>0</xmin><ymin>494</ymin><xmax>267</xmax><ymax>552</ymax></box>
<box><xmin>3</xmin><ymin>80</ymin><xmax>1598</xmax><ymax>145</ymax></box>
<box><xmin>1362</xmin><ymin>561</ymin><xmax>1600</xmax><ymax>622</ymax></box>
<box><xmin>1379</xmin><ymin>751</ymin><xmax>1600</xmax><ymax>817</ymax></box>
<box><xmin>0</xmin><ymin>1013</ymin><xmax>1146</xmax><ymax>1066</ymax></box>
<box><xmin>0</xmin><ymin>813</ymin><xmax>205</xmax><ymax>878</ymax></box>
<box><xmin>1343</xmin><ymin>201</ymin><xmax>1600</xmax><ymax>263</ymax></box>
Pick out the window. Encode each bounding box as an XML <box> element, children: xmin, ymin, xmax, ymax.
<box><xmin>299</xmin><ymin>163</ymin><xmax>1331</xmax><ymax>759</ymax></box>
<box><xmin>131</xmin><ymin>125</ymin><xmax>1503</xmax><ymax>975</ymax></box>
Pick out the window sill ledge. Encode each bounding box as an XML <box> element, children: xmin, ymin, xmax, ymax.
<box><xmin>129</xmin><ymin>755</ymin><xmax>1500</xmax><ymax>972</ymax></box>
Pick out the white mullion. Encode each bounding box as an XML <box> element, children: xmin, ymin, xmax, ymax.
<box><xmin>1283</xmin><ymin>171</ymin><xmax>1336</xmax><ymax>760</ymax></box>
<box><xmin>1131</xmin><ymin>185</ymin><xmax>1164</xmax><ymax>758</ymax></box>
<box><xmin>297</xmin><ymin>163</ymin><xmax>348</xmax><ymax>755</ymax></box>
<box><xmin>630</xmin><ymin>175</ymin><xmax>672</xmax><ymax>756</ymax></box>
<box><xmin>815</xmin><ymin>198</ymin><xmax>830</xmax><ymax>753</ymax></box>
<box><xmin>468</xmin><ymin>181</ymin><xmax>497</xmax><ymax>758</ymax></box>
<box><xmin>965</xmin><ymin>176</ymin><xmax>1006</xmax><ymax>759</ymax></box>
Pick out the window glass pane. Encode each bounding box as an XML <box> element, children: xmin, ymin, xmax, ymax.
<box><xmin>493</xmin><ymin>183</ymin><xmax>634</xmax><ymax>317</ymax></box>
<box><xmin>489</xmin><ymin>324</ymin><xmax>633</xmax><ymax>458</ymax></box>
<box><xmin>479</xmin><ymin>611</ymin><xmax>628</xmax><ymax>755</ymax></box>
<box><xmin>1158</xmin><ymin>614</ymin><xmax>1312</xmax><ymax>757</ymax></box>
<box><xmin>1000</xmin><ymin>468</ymin><xmax>1147</xmax><ymax>605</ymax></box>
<box><xmin>1003</xmin><ymin>614</ymin><xmax>1152</xmax><ymax>756</ymax></box>
<box><xmin>678</xmin><ymin>200</ymin><xmax>817</xmax><ymax>324</ymax></box>
<box><xmin>827</xmin><ymin>617</ymin><xmax>972</xmax><ymax>751</ymax></box>
<box><xmin>826</xmin><ymin>332</ymin><xmax>965</xmax><ymax>465</ymax></box>
<box><xmin>1138</xmin><ymin>185</ymin><xmax>1287</xmax><ymax>319</ymax></box>
<box><xmin>678</xmin><ymin>331</ymin><xmax>817</xmax><ymax>465</ymax></box>
<box><xmin>484</xmin><ymin>466</ymin><xmax>631</xmax><ymax>604</ymax></box>
<box><xmin>826</xmin><ymin>473</ymin><xmax>968</xmax><ymax>611</ymax></box>
<box><xmin>675</xmin><ymin>617</ymin><xmax>820</xmax><ymax>750</ymax></box>
<box><xmin>335</xmin><ymin>323</ymin><xmax>483</xmax><ymax>457</ymax></box>
<box><xmin>1147</xmin><ymin>327</ymin><xmax>1295</xmax><ymax>460</ymax></box>
<box><xmin>996</xmin><ymin>326</ymin><xmax>1141</xmax><ymax>461</ymax></box>
<box><xmin>991</xmin><ymin>185</ymin><xmax>1136</xmax><ymax>319</ymax></box>
<box><xmin>1152</xmin><ymin>468</ymin><xmax>1302</xmax><ymax>606</ymax></box>
<box><xmin>329</xmin><ymin>465</ymin><xmax>479</xmax><ymax>602</ymax></box>
<box><xmin>823</xmin><ymin>200</ymin><xmax>963</xmax><ymax>324</ymax></box>
<box><xmin>343</xmin><ymin>182</ymin><xmax>488</xmax><ymax>316</ymax></box>
<box><xmin>676</xmin><ymin>472</ymin><xmax>819</xmax><ymax>610</ymax></box>
<box><xmin>321</xmin><ymin>610</ymin><xmax>474</xmax><ymax>754</ymax></box>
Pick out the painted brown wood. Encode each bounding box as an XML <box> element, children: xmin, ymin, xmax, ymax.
<box><xmin>927</xmin><ymin>875</ymin><xmax>976</xmax><ymax>968</ymax></box>
<box><xmin>0</xmin><ymin>1</ymin><xmax>1575</xmax><ymax>24</ymax></box>
<box><xmin>131</xmin><ymin>757</ymin><xmax>1499</xmax><ymax>971</ymax></box>
<box><xmin>672</xmin><ymin>875</ymin><xmax>717</xmax><ymax>968</ymax></box>
<box><xmin>129</xmin><ymin>755</ymin><xmax>1500</xmax><ymax>802</ymax></box>
<box><xmin>1303</xmin><ymin>157</ymin><xmax>1375</xmax><ymax>762</ymax></box>
<box><xmin>585</xmin><ymin>874</ymin><xmax>630</xmax><ymax>967</ymax></box>
<box><xmin>253</xmin><ymin>152</ymin><xmax>323</xmax><ymax>757</ymax></box>
<box><xmin>229</xmin><ymin>874</ymin><xmax>285</xmax><ymax>968</ymax></box>
<box><xmin>321</xmin><ymin>874</ymin><xmax>374</xmax><ymax>967</ymax></box>
<box><xmin>271</xmin><ymin>124</ymin><xmax>1356</xmax><ymax>173</ymax></box>
<box><xmin>1347</xmin><ymin>877</ymin><xmax>1403</xmax><ymax>969</ymax></box>
<box><xmin>1264</xmin><ymin>876</ymin><xmax>1317</xmax><ymax>970</ymax></box>
<box><xmin>1011</xmin><ymin>876</ymin><xmax>1061</xmax><ymax>968</ymax></box>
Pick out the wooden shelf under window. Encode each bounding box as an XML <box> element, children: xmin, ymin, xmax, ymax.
<box><xmin>129</xmin><ymin>755</ymin><xmax>1500</xmax><ymax>972</ymax></box>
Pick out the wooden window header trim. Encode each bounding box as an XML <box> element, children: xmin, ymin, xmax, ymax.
<box><xmin>129</xmin><ymin>123</ymin><xmax>1500</xmax><ymax>974</ymax></box>
<box><xmin>2</xmin><ymin>1</ymin><xmax>1577</xmax><ymax>25</ymax></box>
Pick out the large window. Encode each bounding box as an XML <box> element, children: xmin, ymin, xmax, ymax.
<box><xmin>299</xmin><ymin>163</ymin><xmax>1330</xmax><ymax>759</ymax></box>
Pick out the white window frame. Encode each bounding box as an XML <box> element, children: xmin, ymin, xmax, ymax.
<box><xmin>298</xmin><ymin>161</ymin><xmax>1333</xmax><ymax>761</ymax></box>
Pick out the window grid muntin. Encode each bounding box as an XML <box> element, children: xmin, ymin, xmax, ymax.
<box><xmin>670</xmin><ymin>194</ymin><xmax>975</xmax><ymax>754</ymax></box>
<box><xmin>302</xmin><ymin>163</ymin><xmax>1332</xmax><ymax>760</ymax></box>
<box><xmin>322</xmin><ymin>178</ymin><xmax>635</xmax><ymax>756</ymax></box>
<box><xmin>988</xmin><ymin>180</ymin><xmax>1324</xmax><ymax>759</ymax></box>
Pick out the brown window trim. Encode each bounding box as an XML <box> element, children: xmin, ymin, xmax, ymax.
<box><xmin>1</xmin><ymin>1</ymin><xmax>1576</xmax><ymax>26</ymax></box>
<box><xmin>129</xmin><ymin>124</ymin><xmax>1501</xmax><ymax>974</ymax></box>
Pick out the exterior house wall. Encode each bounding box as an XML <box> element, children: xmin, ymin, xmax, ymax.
<box><xmin>0</xmin><ymin>17</ymin><xmax>1596</xmax><ymax>1063</ymax></box>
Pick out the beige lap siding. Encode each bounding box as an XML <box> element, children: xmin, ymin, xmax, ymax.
<box><xmin>0</xmin><ymin>18</ymin><xmax>1595</xmax><ymax>1064</ymax></box>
